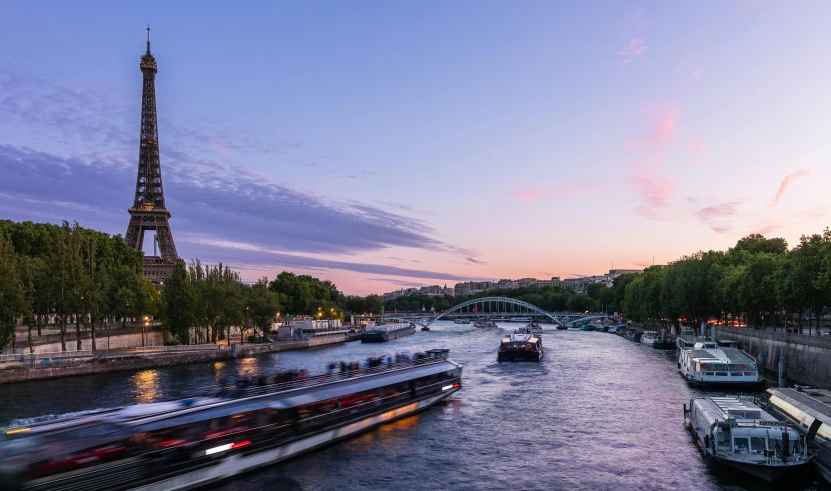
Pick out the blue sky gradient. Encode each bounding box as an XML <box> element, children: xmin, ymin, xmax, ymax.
<box><xmin>2</xmin><ymin>2</ymin><xmax>830</xmax><ymax>293</ymax></box>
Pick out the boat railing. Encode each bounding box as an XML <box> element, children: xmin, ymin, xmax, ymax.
<box><xmin>217</xmin><ymin>354</ymin><xmax>451</xmax><ymax>400</ymax></box>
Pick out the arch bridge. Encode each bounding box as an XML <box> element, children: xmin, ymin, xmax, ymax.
<box><xmin>398</xmin><ymin>297</ymin><xmax>568</xmax><ymax>327</ymax></box>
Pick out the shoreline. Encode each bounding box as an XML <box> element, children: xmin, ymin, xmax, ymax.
<box><xmin>0</xmin><ymin>334</ymin><xmax>359</xmax><ymax>385</ymax></box>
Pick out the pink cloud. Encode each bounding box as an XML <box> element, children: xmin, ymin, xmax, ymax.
<box><xmin>508</xmin><ymin>189</ymin><xmax>544</xmax><ymax>202</ymax></box>
<box><xmin>686</xmin><ymin>136</ymin><xmax>708</xmax><ymax>160</ymax></box>
<box><xmin>632</xmin><ymin>174</ymin><xmax>677</xmax><ymax>220</ymax></box>
<box><xmin>769</xmin><ymin>167</ymin><xmax>813</xmax><ymax>206</ymax></box>
<box><xmin>622</xmin><ymin>104</ymin><xmax>680</xmax><ymax>220</ymax></box>
<box><xmin>691</xmin><ymin>67</ymin><xmax>702</xmax><ymax>78</ymax></box>
<box><xmin>618</xmin><ymin>37</ymin><xmax>648</xmax><ymax>64</ymax></box>
<box><xmin>753</xmin><ymin>221</ymin><xmax>784</xmax><ymax>235</ymax></box>
<box><xmin>208</xmin><ymin>139</ymin><xmax>229</xmax><ymax>155</ymax></box>
<box><xmin>796</xmin><ymin>208</ymin><xmax>827</xmax><ymax>220</ymax></box>
<box><xmin>696</xmin><ymin>201</ymin><xmax>740</xmax><ymax>233</ymax></box>
<box><xmin>630</xmin><ymin>8</ymin><xmax>646</xmax><ymax>20</ymax></box>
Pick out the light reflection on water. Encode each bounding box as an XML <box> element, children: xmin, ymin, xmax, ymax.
<box><xmin>131</xmin><ymin>370</ymin><xmax>160</xmax><ymax>404</ymax></box>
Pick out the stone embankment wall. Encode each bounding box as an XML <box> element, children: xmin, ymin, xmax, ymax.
<box><xmin>0</xmin><ymin>335</ymin><xmax>356</xmax><ymax>385</ymax></box>
<box><xmin>31</xmin><ymin>332</ymin><xmax>165</xmax><ymax>353</ymax></box>
<box><xmin>719</xmin><ymin>326</ymin><xmax>831</xmax><ymax>388</ymax></box>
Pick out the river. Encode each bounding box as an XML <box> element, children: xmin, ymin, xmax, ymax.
<box><xmin>0</xmin><ymin>322</ymin><xmax>827</xmax><ymax>491</ymax></box>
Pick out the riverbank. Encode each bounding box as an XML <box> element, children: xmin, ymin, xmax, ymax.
<box><xmin>0</xmin><ymin>333</ymin><xmax>360</xmax><ymax>385</ymax></box>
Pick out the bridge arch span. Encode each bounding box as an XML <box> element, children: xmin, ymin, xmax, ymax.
<box><xmin>428</xmin><ymin>296</ymin><xmax>564</xmax><ymax>327</ymax></box>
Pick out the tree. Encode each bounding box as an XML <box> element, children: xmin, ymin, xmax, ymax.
<box><xmin>162</xmin><ymin>261</ymin><xmax>193</xmax><ymax>344</ymax></box>
<box><xmin>364</xmin><ymin>294</ymin><xmax>383</xmax><ymax>315</ymax></box>
<box><xmin>246</xmin><ymin>278</ymin><xmax>281</xmax><ymax>342</ymax></box>
<box><xmin>16</xmin><ymin>255</ymin><xmax>44</xmax><ymax>353</ymax></box>
<box><xmin>0</xmin><ymin>233</ymin><xmax>24</xmax><ymax>349</ymax></box>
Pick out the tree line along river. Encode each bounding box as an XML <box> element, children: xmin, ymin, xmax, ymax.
<box><xmin>0</xmin><ymin>322</ymin><xmax>828</xmax><ymax>491</ymax></box>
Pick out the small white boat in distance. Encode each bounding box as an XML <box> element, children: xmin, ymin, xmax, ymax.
<box><xmin>641</xmin><ymin>331</ymin><xmax>658</xmax><ymax>346</ymax></box>
<box><xmin>454</xmin><ymin>318</ymin><xmax>470</xmax><ymax>324</ymax></box>
<box><xmin>511</xmin><ymin>316</ymin><xmax>533</xmax><ymax>323</ymax></box>
<box><xmin>685</xmin><ymin>395</ymin><xmax>810</xmax><ymax>482</ymax></box>
<box><xmin>526</xmin><ymin>323</ymin><xmax>543</xmax><ymax>335</ymax></box>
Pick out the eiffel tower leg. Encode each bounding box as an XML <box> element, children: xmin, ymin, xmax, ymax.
<box><xmin>125</xmin><ymin>216</ymin><xmax>144</xmax><ymax>250</ymax></box>
<box><xmin>155</xmin><ymin>223</ymin><xmax>178</xmax><ymax>260</ymax></box>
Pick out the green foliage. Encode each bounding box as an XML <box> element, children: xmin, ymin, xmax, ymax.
<box><xmin>246</xmin><ymin>278</ymin><xmax>281</xmax><ymax>340</ymax></box>
<box><xmin>267</xmin><ymin>272</ymin><xmax>342</xmax><ymax>318</ymax></box>
<box><xmin>621</xmin><ymin>231</ymin><xmax>831</xmax><ymax>329</ymax></box>
<box><xmin>0</xmin><ymin>220</ymin><xmax>145</xmax><ymax>350</ymax></box>
<box><xmin>0</xmin><ymin>232</ymin><xmax>25</xmax><ymax>348</ymax></box>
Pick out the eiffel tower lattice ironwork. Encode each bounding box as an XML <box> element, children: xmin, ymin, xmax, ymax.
<box><xmin>124</xmin><ymin>27</ymin><xmax>179</xmax><ymax>283</ymax></box>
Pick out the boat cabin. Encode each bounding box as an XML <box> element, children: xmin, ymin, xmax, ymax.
<box><xmin>678</xmin><ymin>341</ymin><xmax>763</xmax><ymax>387</ymax></box>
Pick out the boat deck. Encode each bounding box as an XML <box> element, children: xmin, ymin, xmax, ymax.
<box><xmin>686</xmin><ymin>347</ymin><xmax>756</xmax><ymax>363</ymax></box>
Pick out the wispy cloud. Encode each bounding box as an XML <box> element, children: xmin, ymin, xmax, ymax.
<box><xmin>507</xmin><ymin>189</ymin><xmax>545</xmax><ymax>202</ymax></box>
<box><xmin>696</xmin><ymin>201</ymin><xmax>740</xmax><ymax>233</ymax></box>
<box><xmin>686</xmin><ymin>136</ymin><xmax>708</xmax><ymax>160</ymax></box>
<box><xmin>466</xmin><ymin>257</ymin><xmax>488</xmax><ymax>266</ymax></box>
<box><xmin>770</xmin><ymin>167</ymin><xmax>813</xmax><ymax>207</ymax></box>
<box><xmin>0</xmin><ymin>144</ymin><xmax>472</xmax><ymax>260</ymax></box>
<box><xmin>752</xmin><ymin>220</ymin><xmax>784</xmax><ymax>236</ymax></box>
<box><xmin>623</xmin><ymin>104</ymin><xmax>679</xmax><ymax>220</ymax></box>
<box><xmin>618</xmin><ymin>37</ymin><xmax>648</xmax><ymax>64</ymax></box>
<box><xmin>367</xmin><ymin>278</ymin><xmax>430</xmax><ymax>288</ymax></box>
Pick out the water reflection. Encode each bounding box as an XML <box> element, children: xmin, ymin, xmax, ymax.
<box><xmin>132</xmin><ymin>370</ymin><xmax>160</xmax><ymax>404</ymax></box>
<box><xmin>235</xmin><ymin>357</ymin><xmax>260</xmax><ymax>377</ymax></box>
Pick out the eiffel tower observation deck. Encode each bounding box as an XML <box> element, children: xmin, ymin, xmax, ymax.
<box><xmin>124</xmin><ymin>27</ymin><xmax>179</xmax><ymax>283</ymax></box>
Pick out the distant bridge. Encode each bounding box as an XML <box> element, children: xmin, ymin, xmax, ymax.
<box><xmin>381</xmin><ymin>296</ymin><xmax>609</xmax><ymax>328</ymax></box>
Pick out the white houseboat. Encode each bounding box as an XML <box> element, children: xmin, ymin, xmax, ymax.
<box><xmin>678</xmin><ymin>340</ymin><xmax>764</xmax><ymax>388</ymax></box>
<box><xmin>684</xmin><ymin>395</ymin><xmax>810</xmax><ymax>481</ymax></box>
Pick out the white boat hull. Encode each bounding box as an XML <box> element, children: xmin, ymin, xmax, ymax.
<box><xmin>131</xmin><ymin>389</ymin><xmax>459</xmax><ymax>491</ymax></box>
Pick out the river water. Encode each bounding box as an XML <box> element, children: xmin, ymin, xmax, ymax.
<box><xmin>1</xmin><ymin>322</ymin><xmax>828</xmax><ymax>491</ymax></box>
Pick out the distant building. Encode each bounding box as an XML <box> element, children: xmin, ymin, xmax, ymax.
<box><xmin>609</xmin><ymin>269</ymin><xmax>641</xmax><ymax>278</ymax></box>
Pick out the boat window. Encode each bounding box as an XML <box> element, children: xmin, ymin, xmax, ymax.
<box><xmin>733</xmin><ymin>437</ymin><xmax>750</xmax><ymax>452</ymax></box>
<box><xmin>750</xmin><ymin>437</ymin><xmax>766</xmax><ymax>452</ymax></box>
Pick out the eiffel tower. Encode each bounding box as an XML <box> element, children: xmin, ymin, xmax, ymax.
<box><xmin>124</xmin><ymin>27</ymin><xmax>179</xmax><ymax>283</ymax></box>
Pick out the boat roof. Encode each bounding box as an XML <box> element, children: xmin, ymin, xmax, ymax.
<box><xmin>692</xmin><ymin>396</ymin><xmax>779</xmax><ymax>424</ymax></box>
<box><xmin>502</xmin><ymin>333</ymin><xmax>538</xmax><ymax>343</ymax></box>
<box><xmin>683</xmin><ymin>346</ymin><xmax>755</xmax><ymax>364</ymax></box>
<box><xmin>768</xmin><ymin>387</ymin><xmax>831</xmax><ymax>422</ymax></box>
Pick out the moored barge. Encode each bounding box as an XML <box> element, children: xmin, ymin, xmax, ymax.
<box><xmin>684</xmin><ymin>395</ymin><xmax>810</xmax><ymax>481</ymax></box>
<box><xmin>0</xmin><ymin>350</ymin><xmax>462</xmax><ymax>490</ymax></box>
<box><xmin>360</xmin><ymin>322</ymin><xmax>416</xmax><ymax>343</ymax></box>
<box><xmin>678</xmin><ymin>340</ymin><xmax>764</xmax><ymax>388</ymax></box>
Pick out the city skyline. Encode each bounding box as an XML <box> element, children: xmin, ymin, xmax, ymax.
<box><xmin>1</xmin><ymin>2</ymin><xmax>830</xmax><ymax>294</ymax></box>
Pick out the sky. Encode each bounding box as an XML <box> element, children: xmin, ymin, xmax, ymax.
<box><xmin>1</xmin><ymin>1</ymin><xmax>830</xmax><ymax>295</ymax></box>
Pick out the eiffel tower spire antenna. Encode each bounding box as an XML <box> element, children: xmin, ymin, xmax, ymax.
<box><xmin>125</xmin><ymin>29</ymin><xmax>178</xmax><ymax>283</ymax></box>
